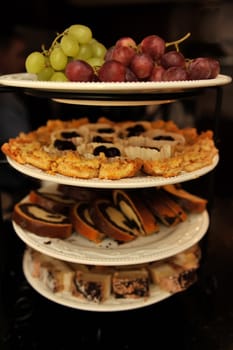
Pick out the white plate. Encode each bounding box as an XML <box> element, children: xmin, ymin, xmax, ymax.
<box><xmin>7</xmin><ymin>154</ymin><xmax>219</xmax><ymax>189</ymax></box>
<box><xmin>0</xmin><ymin>73</ymin><xmax>231</xmax><ymax>94</ymax></box>
<box><xmin>52</xmin><ymin>98</ymin><xmax>176</xmax><ymax>106</ymax></box>
<box><xmin>13</xmin><ymin>210</ymin><xmax>209</xmax><ymax>266</ymax></box>
<box><xmin>22</xmin><ymin>249</ymin><xmax>172</xmax><ymax>312</ymax></box>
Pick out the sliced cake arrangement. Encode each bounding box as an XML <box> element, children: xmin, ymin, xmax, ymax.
<box><xmin>12</xmin><ymin>183</ymin><xmax>207</xmax><ymax>244</ymax></box>
<box><xmin>24</xmin><ymin>243</ymin><xmax>201</xmax><ymax>304</ymax></box>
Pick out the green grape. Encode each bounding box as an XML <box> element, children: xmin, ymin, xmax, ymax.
<box><xmin>25</xmin><ymin>23</ymin><xmax>108</xmax><ymax>82</ymax></box>
<box><xmin>68</xmin><ymin>24</ymin><xmax>92</xmax><ymax>44</ymax></box>
<box><xmin>60</xmin><ymin>34</ymin><xmax>80</xmax><ymax>57</ymax></box>
<box><xmin>25</xmin><ymin>51</ymin><xmax>46</xmax><ymax>74</ymax></box>
<box><xmin>87</xmin><ymin>56</ymin><xmax>104</xmax><ymax>68</ymax></box>
<box><xmin>49</xmin><ymin>47</ymin><xmax>68</xmax><ymax>71</ymax></box>
<box><xmin>75</xmin><ymin>43</ymin><xmax>93</xmax><ymax>60</ymax></box>
<box><xmin>91</xmin><ymin>41</ymin><xmax>107</xmax><ymax>58</ymax></box>
<box><xmin>37</xmin><ymin>66</ymin><xmax>54</xmax><ymax>81</ymax></box>
<box><xmin>50</xmin><ymin>72</ymin><xmax>68</xmax><ymax>81</ymax></box>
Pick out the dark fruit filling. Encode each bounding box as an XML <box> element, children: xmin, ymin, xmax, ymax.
<box><xmin>153</xmin><ymin>135</ymin><xmax>174</xmax><ymax>141</ymax></box>
<box><xmin>61</xmin><ymin>131</ymin><xmax>80</xmax><ymax>138</ymax></box>
<box><xmin>93</xmin><ymin>145</ymin><xmax>121</xmax><ymax>157</ymax></box>
<box><xmin>54</xmin><ymin>139</ymin><xmax>76</xmax><ymax>151</ymax></box>
<box><xmin>126</xmin><ymin>124</ymin><xmax>146</xmax><ymax>137</ymax></box>
<box><xmin>97</xmin><ymin>127</ymin><xmax>115</xmax><ymax>133</ymax></box>
<box><xmin>92</xmin><ymin>136</ymin><xmax>112</xmax><ymax>143</ymax></box>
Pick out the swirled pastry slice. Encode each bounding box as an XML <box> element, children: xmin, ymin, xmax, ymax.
<box><xmin>70</xmin><ymin>201</ymin><xmax>106</xmax><ymax>243</ymax></box>
<box><xmin>28</xmin><ymin>189</ymin><xmax>76</xmax><ymax>214</ymax></box>
<box><xmin>90</xmin><ymin>198</ymin><xmax>138</xmax><ymax>242</ymax></box>
<box><xmin>162</xmin><ymin>184</ymin><xmax>207</xmax><ymax>213</ymax></box>
<box><xmin>143</xmin><ymin>188</ymin><xmax>187</xmax><ymax>226</ymax></box>
<box><xmin>113</xmin><ymin>189</ymin><xmax>159</xmax><ymax>235</ymax></box>
<box><xmin>13</xmin><ymin>202</ymin><xmax>72</xmax><ymax>239</ymax></box>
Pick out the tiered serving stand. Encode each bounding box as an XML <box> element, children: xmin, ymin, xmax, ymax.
<box><xmin>0</xmin><ymin>72</ymin><xmax>231</xmax><ymax>312</ymax></box>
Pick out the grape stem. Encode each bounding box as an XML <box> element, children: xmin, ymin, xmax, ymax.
<box><xmin>166</xmin><ymin>32</ymin><xmax>191</xmax><ymax>52</ymax></box>
<box><xmin>41</xmin><ymin>29</ymin><xmax>69</xmax><ymax>56</ymax></box>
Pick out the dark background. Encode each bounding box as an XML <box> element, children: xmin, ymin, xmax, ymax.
<box><xmin>1</xmin><ymin>1</ymin><xmax>233</xmax><ymax>349</ymax></box>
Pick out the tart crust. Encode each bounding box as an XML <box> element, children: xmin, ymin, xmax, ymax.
<box><xmin>1</xmin><ymin>118</ymin><xmax>218</xmax><ymax>180</ymax></box>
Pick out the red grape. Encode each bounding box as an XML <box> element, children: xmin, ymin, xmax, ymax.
<box><xmin>111</xmin><ymin>45</ymin><xmax>136</xmax><ymax>66</ymax></box>
<box><xmin>98</xmin><ymin>60</ymin><xmax>126</xmax><ymax>82</ymax></box>
<box><xmin>187</xmin><ymin>57</ymin><xmax>212</xmax><ymax>80</ymax></box>
<box><xmin>139</xmin><ymin>34</ymin><xmax>165</xmax><ymax>60</ymax></box>
<box><xmin>92</xmin><ymin>73</ymin><xmax>100</xmax><ymax>82</ymax></box>
<box><xmin>125</xmin><ymin>67</ymin><xmax>138</xmax><ymax>82</ymax></box>
<box><xmin>104</xmin><ymin>46</ymin><xmax>115</xmax><ymax>61</ymax></box>
<box><xmin>162</xmin><ymin>66</ymin><xmax>188</xmax><ymax>81</ymax></box>
<box><xmin>149</xmin><ymin>65</ymin><xmax>165</xmax><ymax>81</ymax></box>
<box><xmin>65</xmin><ymin>59</ymin><xmax>95</xmax><ymax>82</ymax></box>
<box><xmin>115</xmin><ymin>37</ymin><xmax>137</xmax><ymax>50</ymax></box>
<box><xmin>207</xmin><ymin>57</ymin><xmax>220</xmax><ymax>78</ymax></box>
<box><xmin>130</xmin><ymin>53</ymin><xmax>154</xmax><ymax>80</ymax></box>
<box><xmin>160</xmin><ymin>50</ymin><xmax>186</xmax><ymax>69</ymax></box>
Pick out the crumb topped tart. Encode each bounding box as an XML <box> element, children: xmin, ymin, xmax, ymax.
<box><xmin>1</xmin><ymin>117</ymin><xmax>218</xmax><ymax>180</ymax></box>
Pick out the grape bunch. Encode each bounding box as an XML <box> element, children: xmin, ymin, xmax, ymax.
<box><xmin>25</xmin><ymin>24</ymin><xmax>107</xmax><ymax>82</ymax></box>
<box><xmin>25</xmin><ymin>28</ymin><xmax>220</xmax><ymax>83</ymax></box>
<box><xmin>97</xmin><ymin>32</ymin><xmax>220</xmax><ymax>82</ymax></box>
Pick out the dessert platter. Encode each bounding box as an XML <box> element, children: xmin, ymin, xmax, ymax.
<box><xmin>2</xmin><ymin>116</ymin><xmax>219</xmax><ymax>185</ymax></box>
<box><xmin>6</xmin><ymin>154</ymin><xmax>219</xmax><ymax>189</ymax></box>
<box><xmin>23</xmin><ymin>243</ymin><xmax>201</xmax><ymax>312</ymax></box>
<box><xmin>23</xmin><ymin>248</ymin><xmax>172</xmax><ymax>312</ymax></box>
<box><xmin>13</xmin><ymin>210</ymin><xmax>209</xmax><ymax>265</ymax></box>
